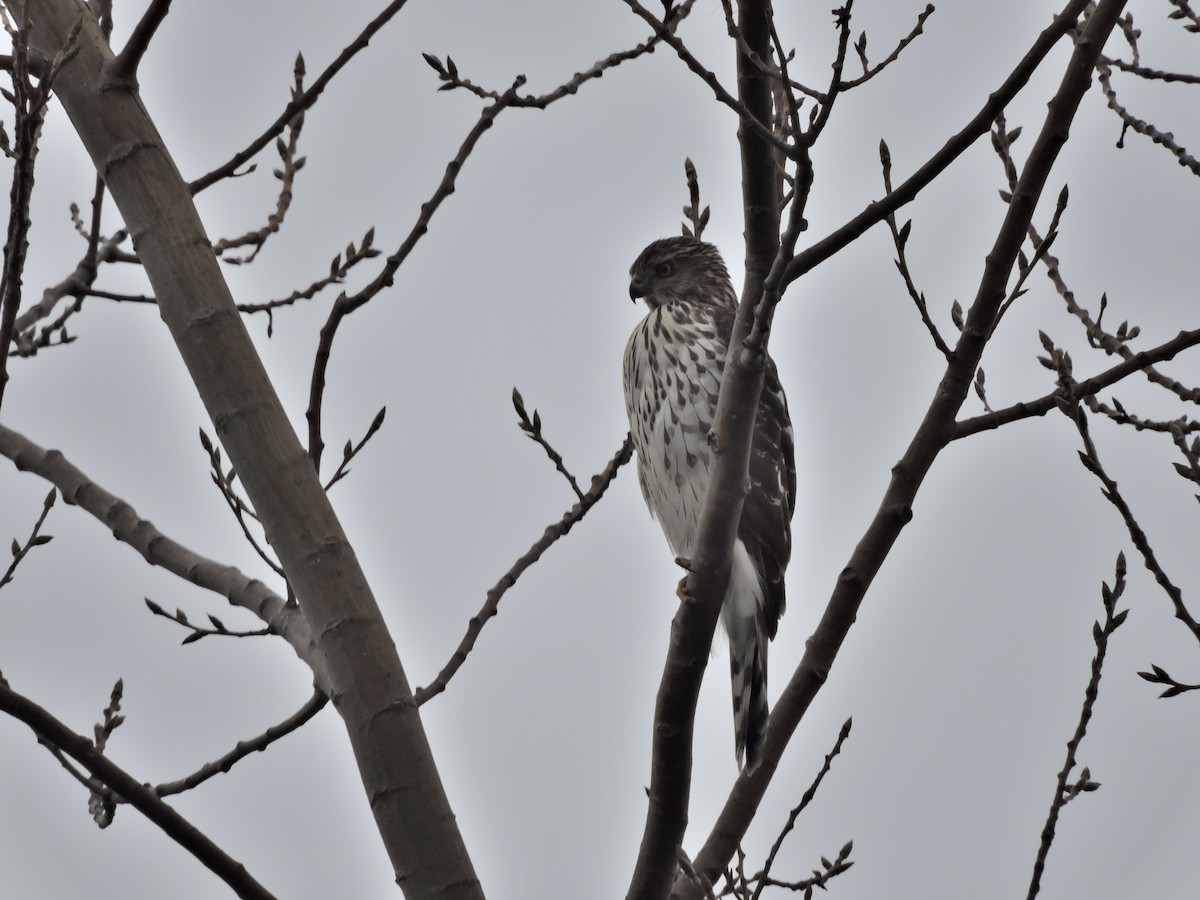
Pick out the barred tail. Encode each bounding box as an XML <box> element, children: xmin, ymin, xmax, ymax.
<box><xmin>725</xmin><ymin>540</ymin><xmax>771</xmax><ymax>770</ymax></box>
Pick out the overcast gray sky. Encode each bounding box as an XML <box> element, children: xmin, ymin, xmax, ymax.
<box><xmin>2</xmin><ymin>1</ymin><xmax>1200</xmax><ymax>898</ymax></box>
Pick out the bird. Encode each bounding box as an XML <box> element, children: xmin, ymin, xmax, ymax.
<box><xmin>622</xmin><ymin>236</ymin><xmax>795</xmax><ymax>770</ymax></box>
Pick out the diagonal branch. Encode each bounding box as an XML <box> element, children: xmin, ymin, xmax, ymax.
<box><xmin>307</xmin><ymin>82</ymin><xmax>521</xmax><ymax>472</ymax></box>
<box><xmin>150</xmin><ymin>688</ymin><xmax>328</xmax><ymax>798</ymax></box>
<box><xmin>0</xmin><ymin>424</ymin><xmax>325</xmax><ymax>685</ymax></box>
<box><xmin>1025</xmin><ymin>548</ymin><xmax>1126</xmax><ymax>900</ymax></box>
<box><xmin>106</xmin><ymin>0</ymin><xmax>172</xmax><ymax>87</ymax></box>
<box><xmin>619</xmin><ymin>0</ymin><xmax>794</xmax><ymax>158</ymax></box>
<box><xmin>421</xmin><ymin>0</ymin><xmax>697</xmax><ymax>107</ymax></box>
<box><xmin>1069</xmin><ymin>402</ymin><xmax>1199</xmax><ymax>640</ymax></box>
<box><xmin>780</xmin><ymin>0</ymin><xmax>1095</xmax><ymax>290</ymax></box>
<box><xmin>189</xmin><ymin>0</ymin><xmax>411</xmax><ymax>194</ymax></box>
<box><xmin>0</xmin><ymin>673</ymin><xmax>279</xmax><ymax>900</ymax></box>
<box><xmin>415</xmin><ymin>436</ymin><xmax>633</xmax><ymax>705</ymax></box>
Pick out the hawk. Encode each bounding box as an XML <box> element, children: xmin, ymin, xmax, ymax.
<box><xmin>623</xmin><ymin>236</ymin><xmax>796</xmax><ymax>770</ymax></box>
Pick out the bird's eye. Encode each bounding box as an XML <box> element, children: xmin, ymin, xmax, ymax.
<box><xmin>655</xmin><ymin>261</ymin><xmax>674</xmax><ymax>277</ymax></box>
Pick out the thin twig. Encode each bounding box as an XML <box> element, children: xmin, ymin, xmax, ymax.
<box><xmin>189</xmin><ymin>0</ymin><xmax>411</xmax><ymax>194</ymax></box>
<box><xmin>954</xmin><ymin>325</ymin><xmax>1200</xmax><ymax>440</ymax></box>
<box><xmin>414</xmin><ymin>436</ymin><xmax>632</xmax><ymax>705</ymax></box>
<box><xmin>840</xmin><ymin>4</ymin><xmax>935</xmax><ymax>89</ymax></box>
<box><xmin>752</xmin><ymin>718</ymin><xmax>852</xmax><ymax>900</ymax></box>
<box><xmin>211</xmin><ymin>56</ymin><xmax>307</xmax><ymax>264</ymax></box>
<box><xmin>1068</xmin><ymin>401</ymin><xmax>1199</xmax><ymax>640</ymax></box>
<box><xmin>675</xmin><ymin>847</ymin><xmax>718</xmax><ymax>900</ymax></box>
<box><xmin>143</xmin><ymin>597</ymin><xmax>271</xmax><ymax>644</ymax></box>
<box><xmin>421</xmin><ymin>0</ymin><xmax>697</xmax><ymax>107</ymax></box>
<box><xmin>1026</xmin><ymin>548</ymin><xmax>1126</xmax><ymax>900</ymax></box>
<box><xmin>198</xmin><ymin>428</ymin><xmax>285</xmax><ymax>579</ymax></box>
<box><xmin>512</xmin><ymin>388</ymin><xmax>583</xmax><ymax>500</ymax></box>
<box><xmin>1096</xmin><ymin>55</ymin><xmax>1200</xmax><ymax>175</ymax></box>
<box><xmin>0</xmin><ymin>12</ymin><xmax>56</xmax><ymax>414</ymax></box>
<box><xmin>323</xmin><ymin>406</ymin><xmax>386</xmax><ymax>492</ymax></box>
<box><xmin>0</xmin><ymin>486</ymin><xmax>54</xmax><ymax>591</ymax></box>
<box><xmin>150</xmin><ymin>689</ymin><xmax>327</xmax><ymax>798</ymax></box>
<box><xmin>619</xmin><ymin>0</ymin><xmax>794</xmax><ymax>158</ymax></box>
<box><xmin>879</xmin><ymin>139</ymin><xmax>952</xmax><ymax>359</ymax></box>
<box><xmin>781</xmin><ymin>0</ymin><xmax>1095</xmax><ymax>289</ymax></box>
<box><xmin>307</xmin><ymin>81</ymin><xmax>522</xmax><ymax>472</ymax></box>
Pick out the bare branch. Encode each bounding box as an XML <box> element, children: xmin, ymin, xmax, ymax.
<box><xmin>198</xmin><ymin>428</ymin><xmax>285</xmax><ymax>580</ymax></box>
<box><xmin>801</xmin><ymin>4</ymin><xmax>854</xmax><ymax>146</ymax></box>
<box><xmin>751</xmin><ymin>718</ymin><xmax>853</xmax><ymax>900</ymax></box>
<box><xmin>236</xmin><ymin>227</ymin><xmax>380</xmax><ymax>333</ymax></box>
<box><xmin>150</xmin><ymin>689</ymin><xmax>327</xmax><ymax>798</ymax></box>
<box><xmin>0</xmin><ymin>673</ymin><xmax>280</xmax><ymax>900</ymax></box>
<box><xmin>421</xmin><ymin>0</ymin><xmax>698</xmax><ymax>107</ymax></box>
<box><xmin>681</xmin><ymin>157</ymin><xmax>710</xmax><ymax>240</ymax></box>
<box><xmin>0</xmin><ymin>12</ymin><xmax>58</xmax><ymax>414</ymax></box>
<box><xmin>1138</xmin><ymin>662</ymin><xmax>1200</xmax><ymax>698</ymax></box>
<box><xmin>1068</xmin><ymin>402</ymin><xmax>1199</xmax><ymax>640</ymax></box>
<box><xmin>415</xmin><ymin>435</ymin><xmax>633</xmax><ymax>705</ymax></box>
<box><xmin>1102</xmin><ymin>54</ymin><xmax>1200</xmax><ymax>83</ymax></box>
<box><xmin>781</xmin><ymin>0</ymin><xmax>1095</xmax><ymax>289</ymax></box>
<box><xmin>190</xmin><ymin>1</ymin><xmax>411</xmax><ymax>194</ymax></box>
<box><xmin>1025</xmin><ymin>550</ymin><xmax>1126</xmax><ymax>900</ymax></box>
<box><xmin>619</xmin><ymin>0</ymin><xmax>794</xmax><ymax>158</ymax></box>
<box><xmin>10</xmin><ymin>231</ymin><xmax>128</xmax><ymax>341</ymax></box>
<box><xmin>143</xmin><ymin>597</ymin><xmax>271</xmax><ymax>645</ymax></box>
<box><xmin>674</xmin><ymin>848</ymin><xmax>717</xmax><ymax>900</ymax></box>
<box><xmin>211</xmin><ymin>61</ymin><xmax>307</xmax><ymax>264</ymax></box>
<box><xmin>0</xmin><ymin>424</ymin><xmax>325</xmax><ymax>687</ymax></box>
<box><xmin>307</xmin><ymin>82</ymin><xmax>522</xmax><ymax>471</ymax></box>
<box><xmin>879</xmin><ymin>138</ymin><xmax>952</xmax><ymax>360</ymax></box>
<box><xmin>840</xmin><ymin>4</ymin><xmax>935</xmax><ymax>89</ymax></box>
<box><xmin>1096</xmin><ymin>55</ymin><xmax>1200</xmax><ymax>175</ymax></box>
<box><xmin>1164</xmin><ymin>0</ymin><xmax>1200</xmax><ymax>32</ymax></box>
<box><xmin>0</xmin><ymin>485</ymin><xmax>53</xmax><ymax>591</ymax></box>
<box><xmin>512</xmin><ymin>388</ymin><xmax>583</xmax><ymax>501</ymax></box>
<box><xmin>632</xmin><ymin>12</ymin><xmax>816</xmax><ymax>886</ymax></box>
<box><xmin>106</xmin><ymin>0</ymin><xmax>172</xmax><ymax>87</ymax></box>
<box><xmin>953</xmin><ymin>325</ymin><xmax>1200</xmax><ymax>439</ymax></box>
<box><xmin>323</xmin><ymin>406</ymin><xmax>386</xmax><ymax>492</ymax></box>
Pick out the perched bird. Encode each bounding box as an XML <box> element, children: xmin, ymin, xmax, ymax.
<box><xmin>622</xmin><ymin>236</ymin><xmax>795</xmax><ymax>770</ymax></box>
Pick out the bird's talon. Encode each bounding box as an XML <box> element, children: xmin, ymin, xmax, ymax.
<box><xmin>676</xmin><ymin>577</ymin><xmax>696</xmax><ymax>604</ymax></box>
<box><xmin>674</xmin><ymin>555</ymin><xmax>693</xmax><ymax>571</ymax></box>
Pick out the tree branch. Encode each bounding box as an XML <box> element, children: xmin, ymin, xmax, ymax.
<box><xmin>150</xmin><ymin>688</ymin><xmax>328</xmax><ymax>798</ymax></box>
<box><xmin>780</xmin><ymin>0</ymin><xmax>1094</xmax><ymax>290</ymax></box>
<box><xmin>106</xmin><ymin>0</ymin><xmax>171</xmax><ymax>87</ymax></box>
<box><xmin>953</xmin><ymin>325</ymin><xmax>1200</xmax><ymax>440</ymax></box>
<box><xmin>189</xmin><ymin>0</ymin><xmax>410</xmax><ymax>194</ymax></box>
<box><xmin>0</xmin><ymin>673</ymin><xmax>279</xmax><ymax>900</ymax></box>
<box><xmin>307</xmin><ymin>82</ymin><xmax>520</xmax><ymax>471</ymax></box>
<box><xmin>0</xmin><ymin>424</ymin><xmax>324</xmax><ymax>684</ymax></box>
<box><xmin>1025</xmin><ymin>550</ymin><xmax>1126</xmax><ymax>900</ymax></box>
<box><xmin>416</xmin><ymin>436</ymin><xmax>633</xmax><ymax>705</ymax></box>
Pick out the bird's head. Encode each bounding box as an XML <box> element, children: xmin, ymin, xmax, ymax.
<box><xmin>628</xmin><ymin>237</ymin><xmax>736</xmax><ymax>310</ymax></box>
